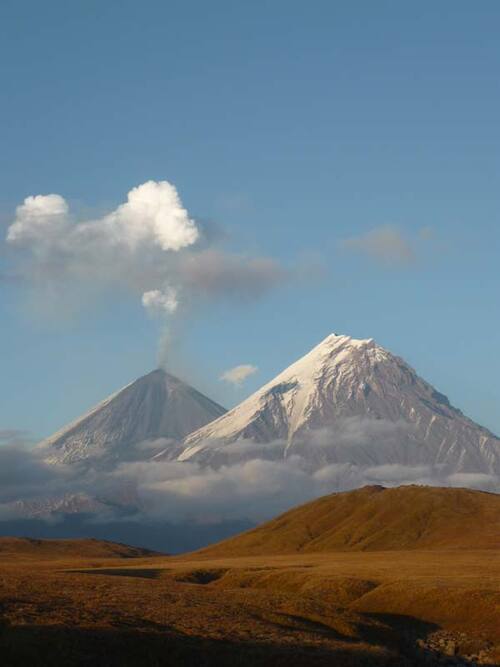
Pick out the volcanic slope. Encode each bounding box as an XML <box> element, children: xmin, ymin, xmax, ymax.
<box><xmin>178</xmin><ymin>333</ymin><xmax>500</xmax><ymax>474</ymax></box>
<box><xmin>41</xmin><ymin>369</ymin><xmax>226</xmax><ymax>467</ymax></box>
<box><xmin>198</xmin><ymin>485</ymin><xmax>500</xmax><ymax>556</ymax></box>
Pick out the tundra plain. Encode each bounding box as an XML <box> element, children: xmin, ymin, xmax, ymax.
<box><xmin>1</xmin><ymin>486</ymin><xmax>499</xmax><ymax>666</ymax></box>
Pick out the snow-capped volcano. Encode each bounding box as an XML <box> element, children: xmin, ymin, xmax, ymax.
<box><xmin>178</xmin><ymin>334</ymin><xmax>500</xmax><ymax>473</ymax></box>
<box><xmin>41</xmin><ymin>369</ymin><xmax>226</xmax><ymax>467</ymax></box>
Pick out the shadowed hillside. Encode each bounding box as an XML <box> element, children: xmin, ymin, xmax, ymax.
<box><xmin>0</xmin><ymin>537</ymin><xmax>161</xmax><ymax>561</ymax></box>
<box><xmin>197</xmin><ymin>485</ymin><xmax>500</xmax><ymax>557</ymax></box>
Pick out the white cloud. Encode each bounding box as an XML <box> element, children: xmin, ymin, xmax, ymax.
<box><xmin>6</xmin><ymin>180</ymin><xmax>200</xmax><ymax>319</ymax></box>
<box><xmin>306</xmin><ymin>417</ymin><xmax>414</xmax><ymax>450</ymax></box>
<box><xmin>94</xmin><ymin>180</ymin><xmax>199</xmax><ymax>252</ymax></box>
<box><xmin>7</xmin><ymin>181</ymin><xmax>199</xmax><ymax>254</ymax></box>
<box><xmin>220</xmin><ymin>364</ymin><xmax>258</xmax><ymax>385</ymax></box>
<box><xmin>363</xmin><ymin>463</ymin><xmax>432</xmax><ymax>482</ymax></box>
<box><xmin>0</xmin><ymin>436</ymin><xmax>75</xmax><ymax>507</ymax></box>
<box><xmin>341</xmin><ymin>225</ymin><xmax>415</xmax><ymax>266</ymax></box>
<box><xmin>115</xmin><ymin>457</ymin><xmax>316</xmax><ymax>522</ymax></box>
<box><xmin>1</xmin><ymin>432</ymin><xmax>499</xmax><ymax>524</ymax></box>
<box><xmin>5</xmin><ymin>181</ymin><xmax>291</xmax><ymax>326</ymax></box>
<box><xmin>446</xmin><ymin>472</ymin><xmax>499</xmax><ymax>492</ymax></box>
<box><xmin>97</xmin><ymin>457</ymin><xmax>500</xmax><ymax>523</ymax></box>
<box><xmin>7</xmin><ymin>194</ymin><xmax>69</xmax><ymax>245</ymax></box>
<box><xmin>142</xmin><ymin>286</ymin><xmax>178</xmax><ymax>315</ymax></box>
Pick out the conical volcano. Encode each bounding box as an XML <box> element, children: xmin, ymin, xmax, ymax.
<box><xmin>178</xmin><ymin>334</ymin><xmax>500</xmax><ymax>474</ymax></box>
<box><xmin>41</xmin><ymin>369</ymin><xmax>226</xmax><ymax>467</ymax></box>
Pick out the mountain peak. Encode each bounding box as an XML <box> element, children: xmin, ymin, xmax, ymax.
<box><xmin>41</xmin><ymin>368</ymin><xmax>226</xmax><ymax>467</ymax></box>
<box><xmin>178</xmin><ymin>333</ymin><xmax>500</xmax><ymax>475</ymax></box>
<box><xmin>318</xmin><ymin>332</ymin><xmax>374</xmax><ymax>347</ymax></box>
<box><xmin>140</xmin><ymin>367</ymin><xmax>183</xmax><ymax>385</ymax></box>
<box><xmin>297</xmin><ymin>333</ymin><xmax>381</xmax><ymax>370</ymax></box>
<box><xmin>262</xmin><ymin>333</ymin><xmax>387</xmax><ymax>394</ymax></box>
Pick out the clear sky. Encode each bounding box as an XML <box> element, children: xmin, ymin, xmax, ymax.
<box><xmin>1</xmin><ymin>0</ymin><xmax>499</xmax><ymax>439</ymax></box>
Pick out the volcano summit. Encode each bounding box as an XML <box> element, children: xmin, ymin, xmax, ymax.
<box><xmin>41</xmin><ymin>369</ymin><xmax>226</xmax><ymax>468</ymax></box>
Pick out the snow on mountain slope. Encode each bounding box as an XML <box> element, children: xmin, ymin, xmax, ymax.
<box><xmin>178</xmin><ymin>334</ymin><xmax>500</xmax><ymax>473</ymax></box>
<box><xmin>41</xmin><ymin>369</ymin><xmax>226</xmax><ymax>467</ymax></box>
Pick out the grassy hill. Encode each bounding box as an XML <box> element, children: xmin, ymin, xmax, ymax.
<box><xmin>198</xmin><ymin>485</ymin><xmax>500</xmax><ymax>556</ymax></box>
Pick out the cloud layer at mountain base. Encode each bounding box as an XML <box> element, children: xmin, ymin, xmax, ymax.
<box><xmin>1</xmin><ymin>426</ymin><xmax>498</xmax><ymax>525</ymax></box>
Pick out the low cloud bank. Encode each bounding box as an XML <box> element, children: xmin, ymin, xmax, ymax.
<box><xmin>1</xmin><ymin>426</ymin><xmax>498</xmax><ymax>526</ymax></box>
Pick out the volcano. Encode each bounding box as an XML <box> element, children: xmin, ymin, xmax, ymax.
<box><xmin>177</xmin><ymin>334</ymin><xmax>500</xmax><ymax>475</ymax></box>
<box><xmin>41</xmin><ymin>369</ymin><xmax>226</xmax><ymax>467</ymax></box>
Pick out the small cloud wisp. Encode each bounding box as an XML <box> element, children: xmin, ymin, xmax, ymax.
<box><xmin>220</xmin><ymin>364</ymin><xmax>258</xmax><ymax>386</ymax></box>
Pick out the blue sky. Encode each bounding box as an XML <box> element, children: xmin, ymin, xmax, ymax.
<box><xmin>1</xmin><ymin>0</ymin><xmax>499</xmax><ymax>438</ymax></box>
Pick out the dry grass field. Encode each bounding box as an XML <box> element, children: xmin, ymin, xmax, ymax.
<box><xmin>1</xmin><ymin>487</ymin><xmax>499</xmax><ymax>666</ymax></box>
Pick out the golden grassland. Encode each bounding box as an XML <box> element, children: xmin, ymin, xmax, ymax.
<box><xmin>0</xmin><ymin>486</ymin><xmax>499</xmax><ymax>666</ymax></box>
<box><xmin>0</xmin><ymin>545</ymin><xmax>498</xmax><ymax>665</ymax></box>
<box><xmin>198</xmin><ymin>485</ymin><xmax>500</xmax><ymax>556</ymax></box>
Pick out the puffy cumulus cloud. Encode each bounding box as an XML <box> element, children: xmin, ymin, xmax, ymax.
<box><xmin>106</xmin><ymin>180</ymin><xmax>199</xmax><ymax>252</ymax></box>
<box><xmin>341</xmin><ymin>225</ymin><xmax>415</xmax><ymax>266</ymax></box>
<box><xmin>7</xmin><ymin>181</ymin><xmax>198</xmax><ymax>254</ymax></box>
<box><xmin>220</xmin><ymin>364</ymin><xmax>258</xmax><ymax>386</ymax></box>
<box><xmin>7</xmin><ymin>194</ymin><xmax>69</xmax><ymax>245</ymax></box>
<box><xmin>142</xmin><ymin>286</ymin><xmax>179</xmax><ymax>315</ymax></box>
<box><xmin>5</xmin><ymin>181</ymin><xmax>199</xmax><ymax>319</ymax></box>
<box><xmin>5</xmin><ymin>181</ymin><xmax>290</xmax><ymax>323</ymax></box>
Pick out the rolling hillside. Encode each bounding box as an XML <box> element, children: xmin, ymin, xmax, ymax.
<box><xmin>199</xmin><ymin>485</ymin><xmax>500</xmax><ymax>556</ymax></box>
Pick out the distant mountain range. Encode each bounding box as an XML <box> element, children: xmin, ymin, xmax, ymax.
<box><xmin>41</xmin><ymin>333</ymin><xmax>500</xmax><ymax>478</ymax></box>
